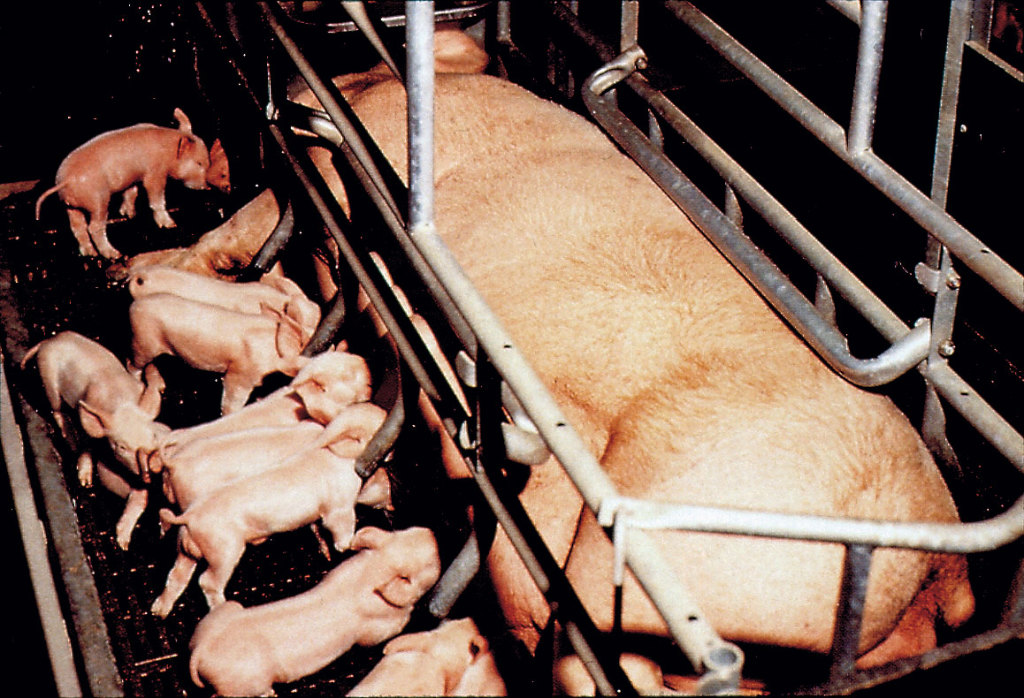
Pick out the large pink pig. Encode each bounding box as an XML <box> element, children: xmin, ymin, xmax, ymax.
<box><xmin>128</xmin><ymin>293</ymin><xmax>311</xmax><ymax>414</ymax></box>
<box><xmin>302</xmin><ymin>32</ymin><xmax>976</xmax><ymax>675</ymax></box>
<box><xmin>35</xmin><ymin>108</ymin><xmax>215</xmax><ymax>259</ymax></box>
<box><xmin>187</xmin><ymin>526</ymin><xmax>441</xmax><ymax>696</ymax></box>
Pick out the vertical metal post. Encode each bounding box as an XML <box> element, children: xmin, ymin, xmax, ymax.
<box><xmin>921</xmin><ymin>0</ymin><xmax>972</xmax><ymax>469</ymax></box>
<box><xmin>407</xmin><ymin>1</ymin><xmax>435</xmax><ymax>234</ymax></box>
<box><xmin>828</xmin><ymin>544</ymin><xmax>875</xmax><ymax>682</ymax></box>
<box><xmin>621</xmin><ymin>0</ymin><xmax>640</xmax><ymax>51</ymax></box>
<box><xmin>848</xmin><ymin>0</ymin><xmax>888</xmax><ymax>154</ymax></box>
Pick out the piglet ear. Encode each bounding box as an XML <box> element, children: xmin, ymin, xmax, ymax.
<box><xmin>377</xmin><ymin>575</ymin><xmax>418</xmax><ymax>608</ymax></box>
<box><xmin>350</xmin><ymin>526</ymin><xmax>389</xmax><ymax>551</ymax></box>
<box><xmin>78</xmin><ymin>400</ymin><xmax>111</xmax><ymax>439</ymax></box>
<box><xmin>210</xmin><ymin>138</ymin><xmax>224</xmax><ymax>158</ymax></box>
<box><xmin>274</xmin><ymin>306</ymin><xmax>306</xmax><ymax>359</ymax></box>
<box><xmin>173</xmin><ymin>107</ymin><xmax>193</xmax><ymax>134</ymax></box>
<box><xmin>176</xmin><ymin>135</ymin><xmax>196</xmax><ymax>159</ymax></box>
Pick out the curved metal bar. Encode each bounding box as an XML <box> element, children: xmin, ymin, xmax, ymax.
<box><xmin>302</xmin><ymin>288</ymin><xmax>347</xmax><ymax>357</ymax></box>
<box><xmin>584</xmin><ymin>53</ymin><xmax>932</xmax><ymax>388</ymax></box>
<box><xmin>244</xmin><ymin>200</ymin><xmax>296</xmax><ymax>278</ymax></box>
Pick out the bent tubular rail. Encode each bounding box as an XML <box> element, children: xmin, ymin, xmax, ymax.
<box><xmin>584</xmin><ymin>49</ymin><xmax>933</xmax><ymax>389</ymax></box>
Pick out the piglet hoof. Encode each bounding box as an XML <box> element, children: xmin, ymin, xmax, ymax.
<box><xmin>118</xmin><ymin>201</ymin><xmax>136</xmax><ymax>219</ymax></box>
<box><xmin>76</xmin><ymin>452</ymin><xmax>94</xmax><ymax>488</ymax></box>
<box><xmin>154</xmin><ymin>210</ymin><xmax>177</xmax><ymax>229</ymax></box>
<box><xmin>97</xmin><ymin>245</ymin><xmax>123</xmax><ymax>260</ymax></box>
<box><xmin>150</xmin><ymin>595</ymin><xmax>173</xmax><ymax>619</ymax></box>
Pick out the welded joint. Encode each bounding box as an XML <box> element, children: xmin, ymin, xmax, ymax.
<box><xmin>587</xmin><ymin>44</ymin><xmax>648</xmax><ymax>96</ymax></box>
<box><xmin>599</xmin><ymin>497</ymin><xmax>744</xmax><ymax>695</ymax></box>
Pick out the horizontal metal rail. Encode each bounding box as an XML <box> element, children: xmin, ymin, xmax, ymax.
<box><xmin>600</xmin><ymin>493</ymin><xmax>1024</xmax><ymax>555</ymax></box>
<box><xmin>667</xmin><ymin>1</ymin><xmax>1024</xmax><ymax>311</ymax></box>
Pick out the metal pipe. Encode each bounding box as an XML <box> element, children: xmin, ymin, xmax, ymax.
<box><xmin>260</xmin><ymin>2</ymin><xmax>404</xmax><ymax>223</ymax></box>
<box><xmin>407</xmin><ymin>1</ymin><xmax>436</xmax><ymax>232</ymax></box>
<box><xmin>599</xmin><ymin>493</ymin><xmax>1024</xmax><ymax>554</ymax></box>
<box><xmin>243</xmin><ymin>200</ymin><xmax>296</xmax><ymax>278</ymax></box>
<box><xmin>927</xmin><ymin>361</ymin><xmax>1024</xmax><ymax>471</ymax></box>
<box><xmin>584</xmin><ymin>53</ymin><xmax>931</xmax><ymax>387</ymax></box>
<box><xmin>828</xmin><ymin>544</ymin><xmax>874</xmax><ymax>681</ymax></box>
<box><xmin>847</xmin><ymin>1</ymin><xmax>887</xmax><ymax>154</ymax></box>
<box><xmin>1</xmin><ymin>361</ymin><xmax>84</xmax><ymax>697</ymax></box>
<box><xmin>666</xmin><ymin>1</ymin><xmax>1024</xmax><ymax>310</ymax></box>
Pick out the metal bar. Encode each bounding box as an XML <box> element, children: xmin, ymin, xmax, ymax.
<box><xmin>826</xmin><ymin>0</ymin><xmax>862</xmax><ymax>24</ymax></box>
<box><xmin>1</xmin><ymin>360</ymin><xmax>83</xmax><ymax>697</ymax></box>
<box><xmin>847</xmin><ymin>1</ymin><xmax>887</xmax><ymax>154</ymax></box>
<box><xmin>599</xmin><ymin>493</ymin><xmax>1024</xmax><ymax>553</ymax></box>
<box><xmin>407</xmin><ymin>1</ymin><xmax>436</xmax><ymax>232</ymax></box>
<box><xmin>828</xmin><ymin>544</ymin><xmax>875</xmax><ymax>682</ymax></box>
<box><xmin>926</xmin><ymin>361</ymin><xmax>1024</xmax><ymax>471</ymax></box>
<box><xmin>584</xmin><ymin>52</ymin><xmax>931</xmax><ymax>388</ymax></box>
<box><xmin>804</xmin><ymin>618</ymin><xmax>1024</xmax><ymax>694</ymax></box>
<box><xmin>666</xmin><ymin>1</ymin><xmax>1024</xmax><ymax>310</ymax></box>
<box><xmin>260</xmin><ymin>2</ymin><xmax>404</xmax><ymax>223</ymax></box>
<box><xmin>620</xmin><ymin>0</ymin><xmax>640</xmax><ymax>51</ymax></box>
<box><xmin>930</xmin><ymin>0</ymin><xmax>972</xmax><ymax>210</ymax></box>
<box><xmin>266</xmin><ymin>120</ymin><xmax>464</xmax><ymax>413</ymax></box>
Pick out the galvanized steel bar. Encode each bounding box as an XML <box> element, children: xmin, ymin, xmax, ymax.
<box><xmin>847</xmin><ymin>1</ymin><xmax>887</xmax><ymax>154</ymax></box>
<box><xmin>926</xmin><ymin>361</ymin><xmax>1024</xmax><ymax>470</ymax></box>
<box><xmin>666</xmin><ymin>1</ymin><xmax>1024</xmax><ymax>310</ymax></box>
<box><xmin>828</xmin><ymin>544</ymin><xmax>875</xmax><ymax>682</ymax></box>
<box><xmin>599</xmin><ymin>493</ymin><xmax>1024</xmax><ymax>553</ymax></box>
<box><xmin>406</xmin><ymin>1</ymin><xmax>435</xmax><ymax>232</ymax></box>
<box><xmin>930</xmin><ymin>0</ymin><xmax>973</xmax><ymax>210</ymax></box>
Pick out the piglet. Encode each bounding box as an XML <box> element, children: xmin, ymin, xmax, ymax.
<box><xmin>144</xmin><ymin>346</ymin><xmax>372</xmax><ymax>477</ymax></box>
<box><xmin>128</xmin><ymin>293</ymin><xmax>311</xmax><ymax>414</ymax></box>
<box><xmin>150</xmin><ymin>402</ymin><xmax>388</xmax><ymax>617</ymax></box>
<box><xmin>348</xmin><ymin>618</ymin><xmax>507</xmax><ymax>697</ymax></box>
<box><xmin>35</xmin><ymin>108</ymin><xmax>214</xmax><ymax>259</ymax></box>
<box><xmin>20</xmin><ymin>331</ymin><xmax>169</xmax><ymax>549</ymax></box>
<box><xmin>21</xmin><ymin>331</ymin><xmax>168</xmax><ymax>477</ymax></box>
<box><xmin>127</xmin><ymin>265</ymin><xmax>321</xmax><ymax>344</ymax></box>
<box><xmin>188</xmin><ymin>526</ymin><xmax>440</xmax><ymax>697</ymax></box>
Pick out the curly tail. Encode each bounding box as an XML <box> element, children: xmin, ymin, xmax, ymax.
<box><xmin>35</xmin><ymin>182</ymin><xmax>66</xmax><ymax>220</ymax></box>
<box><xmin>19</xmin><ymin>339</ymin><xmax>46</xmax><ymax>370</ymax></box>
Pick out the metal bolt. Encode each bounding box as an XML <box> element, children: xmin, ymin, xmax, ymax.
<box><xmin>938</xmin><ymin>339</ymin><xmax>956</xmax><ymax>357</ymax></box>
<box><xmin>945</xmin><ymin>273</ymin><xmax>961</xmax><ymax>290</ymax></box>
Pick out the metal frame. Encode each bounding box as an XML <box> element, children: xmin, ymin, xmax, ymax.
<box><xmin>186</xmin><ymin>1</ymin><xmax>1023</xmax><ymax>694</ymax></box>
